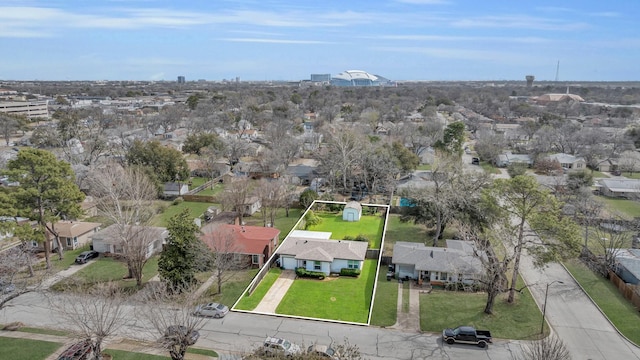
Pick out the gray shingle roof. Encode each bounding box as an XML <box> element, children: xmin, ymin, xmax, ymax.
<box><xmin>276</xmin><ymin>237</ymin><xmax>367</xmax><ymax>261</ymax></box>
<box><xmin>392</xmin><ymin>240</ymin><xmax>484</xmax><ymax>275</ymax></box>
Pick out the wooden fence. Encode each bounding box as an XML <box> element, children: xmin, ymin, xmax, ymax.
<box><xmin>608</xmin><ymin>270</ymin><xmax>640</xmax><ymax>309</ymax></box>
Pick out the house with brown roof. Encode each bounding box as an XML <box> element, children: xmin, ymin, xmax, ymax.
<box><xmin>46</xmin><ymin>221</ymin><xmax>102</xmax><ymax>251</ymax></box>
<box><xmin>276</xmin><ymin>230</ymin><xmax>368</xmax><ymax>275</ymax></box>
<box><xmin>201</xmin><ymin>224</ymin><xmax>280</xmax><ymax>269</ymax></box>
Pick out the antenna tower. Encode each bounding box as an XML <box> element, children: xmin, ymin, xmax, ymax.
<box><xmin>554</xmin><ymin>60</ymin><xmax>560</xmax><ymax>82</ymax></box>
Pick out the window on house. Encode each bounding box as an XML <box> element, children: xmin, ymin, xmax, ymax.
<box><xmin>347</xmin><ymin>260</ymin><xmax>359</xmax><ymax>269</ymax></box>
<box><xmin>442</xmin><ymin>272</ymin><xmax>448</xmax><ymax>281</ymax></box>
<box><xmin>66</xmin><ymin>238</ymin><xmax>71</xmax><ymax>246</ymax></box>
<box><xmin>73</xmin><ymin>236</ymin><xmax>78</xmax><ymax>244</ymax></box>
<box><xmin>252</xmin><ymin>254</ymin><xmax>259</xmax><ymax>264</ymax></box>
<box><xmin>314</xmin><ymin>261</ymin><xmax>321</xmax><ymax>270</ymax></box>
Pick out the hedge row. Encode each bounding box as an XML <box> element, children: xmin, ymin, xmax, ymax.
<box><xmin>295</xmin><ymin>267</ymin><xmax>325</xmax><ymax>280</ymax></box>
<box><xmin>340</xmin><ymin>268</ymin><xmax>361</xmax><ymax>277</ymax></box>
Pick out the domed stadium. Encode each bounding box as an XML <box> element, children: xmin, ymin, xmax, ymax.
<box><xmin>330</xmin><ymin>70</ymin><xmax>395</xmax><ymax>87</ymax></box>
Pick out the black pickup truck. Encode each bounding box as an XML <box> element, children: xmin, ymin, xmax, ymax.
<box><xmin>442</xmin><ymin>326</ymin><xmax>492</xmax><ymax>348</ymax></box>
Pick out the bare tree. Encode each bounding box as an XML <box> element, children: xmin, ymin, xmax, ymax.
<box><xmin>218</xmin><ymin>176</ymin><xmax>255</xmax><ymax>225</ymax></box>
<box><xmin>201</xmin><ymin>224</ymin><xmax>246</xmax><ymax>294</ymax></box>
<box><xmin>140</xmin><ymin>283</ymin><xmax>206</xmax><ymax>360</ymax></box>
<box><xmin>88</xmin><ymin>162</ymin><xmax>159</xmax><ymax>286</ymax></box>
<box><xmin>256</xmin><ymin>178</ymin><xmax>287</xmax><ymax>227</ymax></box>
<box><xmin>518</xmin><ymin>335</ymin><xmax>570</xmax><ymax>360</ymax></box>
<box><xmin>54</xmin><ymin>282</ymin><xmax>130</xmax><ymax>360</ymax></box>
<box><xmin>0</xmin><ymin>243</ymin><xmax>49</xmax><ymax>310</ymax></box>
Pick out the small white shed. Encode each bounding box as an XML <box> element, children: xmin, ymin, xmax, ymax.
<box><xmin>342</xmin><ymin>201</ymin><xmax>362</xmax><ymax>222</ymax></box>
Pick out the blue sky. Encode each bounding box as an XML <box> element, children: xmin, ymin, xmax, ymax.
<box><xmin>0</xmin><ymin>0</ymin><xmax>638</xmax><ymax>81</ymax></box>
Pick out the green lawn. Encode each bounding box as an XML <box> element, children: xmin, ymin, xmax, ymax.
<box><xmin>600</xmin><ymin>197</ymin><xmax>640</xmax><ymax>219</ymax></box>
<box><xmin>196</xmin><ymin>183</ymin><xmax>224</xmax><ymax>197</ymax></box>
<box><xmin>0</xmin><ymin>337</ymin><xmax>62</xmax><ymax>360</ymax></box>
<box><xmin>234</xmin><ymin>268</ymin><xmax>282</xmax><ymax>310</ymax></box>
<box><xmin>420</xmin><ymin>278</ymin><xmax>542</xmax><ymax>340</ymax></box>
<box><xmin>383</xmin><ymin>214</ymin><xmax>431</xmax><ymax>253</ymax></box>
<box><xmin>187</xmin><ymin>347</ymin><xmax>218</xmax><ymax>357</ymax></box>
<box><xmin>153</xmin><ymin>201</ymin><xmax>213</xmax><ymax>227</ymax></box>
<box><xmin>52</xmin><ymin>256</ymin><xmax>159</xmax><ymax>291</ymax></box>
<box><xmin>189</xmin><ymin>177</ymin><xmax>208</xmax><ymax>188</ymax></box>
<box><xmin>370</xmin><ymin>270</ymin><xmax>399</xmax><ymax>327</ymax></box>
<box><xmin>276</xmin><ymin>260</ymin><xmax>377</xmax><ymax>323</ymax></box>
<box><xmin>564</xmin><ymin>258</ymin><xmax>640</xmax><ymax>345</ymax></box>
<box><xmin>242</xmin><ymin>208</ymin><xmax>304</xmax><ymax>242</ymax></box>
<box><xmin>480</xmin><ymin>162</ymin><xmax>501</xmax><ymax>174</ymax></box>
<box><xmin>202</xmin><ymin>269</ymin><xmax>259</xmax><ymax>307</ymax></box>
<box><xmin>52</xmin><ymin>246</ymin><xmax>93</xmax><ymax>271</ymax></box>
<box><xmin>17</xmin><ymin>327</ymin><xmax>69</xmax><ymax>336</ymax></box>
<box><xmin>416</xmin><ymin>164</ymin><xmax>432</xmax><ymax>170</ymax></box>
<box><xmin>103</xmin><ymin>349</ymin><xmax>169</xmax><ymax>360</ymax></box>
<box><xmin>305</xmin><ymin>212</ymin><xmax>384</xmax><ymax>249</ymax></box>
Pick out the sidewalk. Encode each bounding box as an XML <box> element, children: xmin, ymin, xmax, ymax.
<box><xmin>0</xmin><ymin>329</ymin><xmax>216</xmax><ymax>359</ymax></box>
<box><xmin>40</xmin><ymin>260</ymin><xmax>94</xmax><ymax>289</ymax></box>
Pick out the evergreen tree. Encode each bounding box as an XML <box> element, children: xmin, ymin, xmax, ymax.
<box><xmin>158</xmin><ymin>209</ymin><xmax>200</xmax><ymax>291</ymax></box>
<box><xmin>4</xmin><ymin>149</ymin><xmax>85</xmax><ymax>268</ymax></box>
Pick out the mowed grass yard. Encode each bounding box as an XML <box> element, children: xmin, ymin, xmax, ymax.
<box><xmin>370</xmin><ymin>269</ymin><xmax>399</xmax><ymax>326</ymax></box>
<box><xmin>305</xmin><ymin>212</ymin><xmax>384</xmax><ymax>249</ymax></box>
<box><xmin>600</xmin><ymin>196</ymin><xmax>640</xmax><ymax>219</ymax></box>
<box><xmin>564</xmin><ymin>258</ymin><xmax>640</xmax><ymax>345</ymax></box>
<box><xmin>420</xmin><ymin>279</ymin><xmax>543</xmax><ymax>340</ymax></box>
<box><xmin>0</xmin><ymin>337</ymin><xmax>62</xmax><ymax>360</ymax></box>
<box><xmin>52</xmin><ymin>256</ymin><xmax>159</xmax><ymax>291</ymax></box>
<box><xmin>234</xmin><ymin>268</ymin><xmax>282</xmax><ymax>310</ymax></box>
<box><xmin>276</xmin><ymin>260</ymin><xmax>378</xmax><ymax>323</ymax></box>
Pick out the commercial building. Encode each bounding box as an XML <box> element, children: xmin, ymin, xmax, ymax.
<box><xmin>0</xmin><ymin>100</ymin><xmax>49</xmax><ymax>119</ymax></box>
<box><xmin>329</xmin><ymin>70</ymin><xmax>395</xmax><ymax>87</ymax></box>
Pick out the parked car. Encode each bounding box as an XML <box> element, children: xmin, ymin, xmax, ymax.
<box><xmin>307</xmin><ymin>344</ymin><xmax>340</xmax><ymax>359</ymax></box>
<box><xmin>163</xmin><ymin>325</ymin><xmax>200</xmax><ymax>346</ymax></box>
<box><xmin>471</xmin><ymin>157</ymin><xmax>480</xmax><ymax>165</ymax></box>
<box><xmin>75</xmin><ymin>250</ymin><xmax>99</xmax><ymax>264</ymax></box>
<box><xmin>57</xmin><ymin>340</ymin><xmax>93</xmax><ymax>360</ymax></box>
<box><xmin>193</xmin><ymin>302</ymin><xmax>229</xmax><ymax>318</ymax></box>
<box><xmin>612</xmin><ymin>170</ymin><xmax>622</xmax><ymax>176</ymax></box>
<box><xmin>263</xmin><ymin>336</ymin><xmax>302</xmax><ymax>356</ymax></box>
<box><xmin>442</xmin><ymin>326</ymin><xmax>492</xmax><ymax>348</ymax></box>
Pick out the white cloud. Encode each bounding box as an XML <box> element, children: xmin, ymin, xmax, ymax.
<box><xmin>378</xmin><ymin>34</ymin><xmax>550</xmax><ymax>44</ymax></box>
<box><xmin>452</xmin><ymin>15</ymin><xmax>589</xmax><ymax>31</ymax></box>
<box><xmin>221</xmin><ymin>38</ymin><xmax>331</xmax><ymax>44</ymax></box>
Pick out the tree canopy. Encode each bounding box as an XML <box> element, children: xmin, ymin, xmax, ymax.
<box><xmin>126</xmin><ymin>140</ymin><xmax>190</xmax><ymax>184</ymax></box>
<box><xmin>3</xmin><ymin>148</ymin><xmax>85</xmax><ymax>268</ymax></box>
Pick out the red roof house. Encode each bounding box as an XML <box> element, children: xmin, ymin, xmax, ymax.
<box><xmin>201</xmin><ymin>224</ymin><xmax>280</xmax><ymax>269</ymax></box>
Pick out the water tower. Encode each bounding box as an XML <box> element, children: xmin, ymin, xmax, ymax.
<box><xmin>525</xmin><ymin>75</ymin><xmax>535</xmax><ymax>88</ymax></box>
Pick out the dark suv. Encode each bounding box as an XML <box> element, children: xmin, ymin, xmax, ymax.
<box><xmin>75</xmin><ymin>251</ymin><xmax>99</xmax><ymax>264</ymax></box>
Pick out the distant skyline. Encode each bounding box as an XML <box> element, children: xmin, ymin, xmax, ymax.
<box><xmin>1</xmin><ymin>0</ymin><xmax>638</xmax><ymax>82</ymax></box>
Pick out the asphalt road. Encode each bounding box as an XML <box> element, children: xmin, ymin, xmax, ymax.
<box><xmin>1</xmin><ymin>291</ymin><xmax>524</xmax><ymax>359</ymax></box>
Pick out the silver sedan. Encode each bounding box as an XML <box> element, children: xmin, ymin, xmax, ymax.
<box><xmin>192</xmin><ymin>302</ymin><xmax>229</xmax><ymax>318</ymax></box>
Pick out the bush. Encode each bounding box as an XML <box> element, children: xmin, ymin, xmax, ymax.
<box><xmin>354</xmin><ymin>234</ymin><xmax>369</xmax><ymax>243</ymax></box>
<box><xmin>340</xmin><ymin>268</ymin><xmax>361</xmax><ymax>277</ymax></box>
<box><xmin>172</xmin><ymin>197</ymin><xmax>184</xmax><ymax>205</ymax></box>
<box><xmin>295</xmin><ymin>267</ymin><xmax>325</xmax><ymax>280</ymax></box>
<box><xmin>303</xmin><ymin>210</ymin><xmax>321</xmax><ymax>229</ymax></box>
<box><xmin>507</xmin><ymin>163</ymin><xmax>528</xmax><ymax>178</ymax></box>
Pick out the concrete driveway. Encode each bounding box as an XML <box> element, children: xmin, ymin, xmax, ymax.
<box><xmin>253</xmin><ymin>270</ymin><xmax>296</xmax><ymax>314</ymax></box>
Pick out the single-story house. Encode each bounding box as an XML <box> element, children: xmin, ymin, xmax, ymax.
<box><xmin>239</xmin><ymin>196</ymin><xmax>261</xmax><ymax>216</ymax></box>
<box><xmin>494</xmin><ymin>152</ymin><xmax>533</xmax><ymax>168</ymax></box>
<box><xmin>596</xmin><ymin>158</ymin><xmax>618</xmax><ymax>173</ymax></box>
<box><xmin>545</xmin><ymin>153</ymin><xmax>586</xmax><ymax>171</ymax></box>
<box><xmin>46</xmin><ymin>221</ymin><xmax>102</xmax><ymax>251</ymax></box>
<box><xmin>614</xmin><ymin>249</ymin><xmax>640</xmax><ymax>285</ymax></box>
<box><xmin>163</xmin><ymin>182</ymin><xmax>189</xmax><ymax>197</ymax></box>
<box><xmin>343</xmin><ymin>201</ymin><xmax>362</xmax><ymax>222</ymax></box>
<box><xmin>200</xmin><ymin>224</ymin><xmax>280</xmax><ymax>269</ymax></box>
<box><xmin>276</xmin><ymin>230</ymin><xmax>368</xmax><ymax>275</ymax></box>
<box><xmin>597</xmin><ymin>178</ymin><xmax>640</xmax><ymax>198</ymax></box>
<box><xmin>392</xmin><ymin>240</ymin><xmax>485</xmax><ymax>285</ymax></box>
<box><xmin>90</xmin><ymin>224</ymin><xmax>168</xmax><ymax>259</ymax></box>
